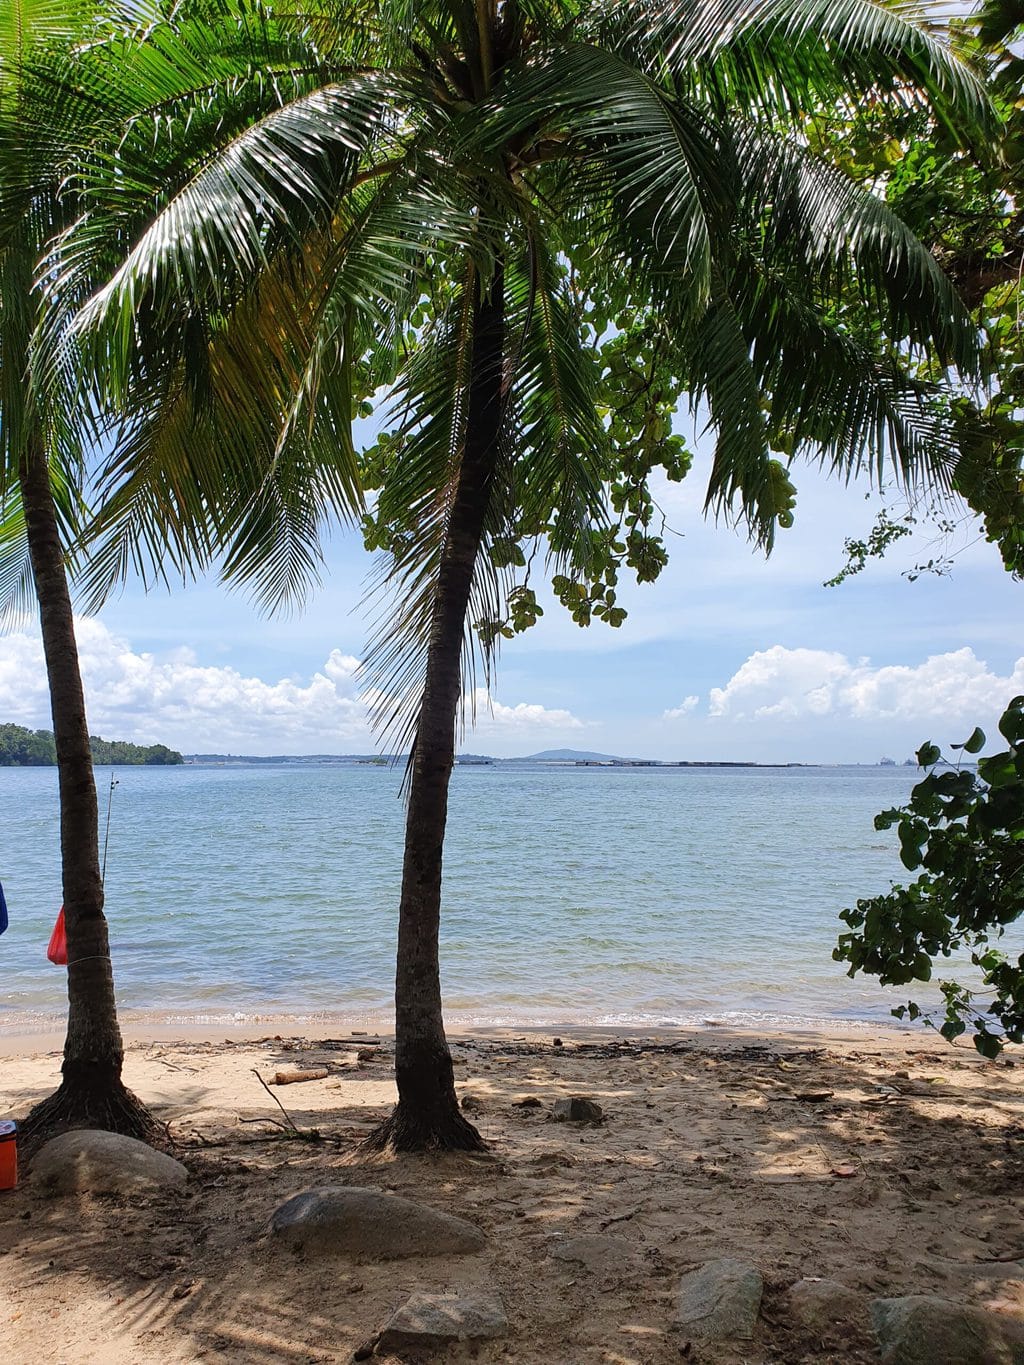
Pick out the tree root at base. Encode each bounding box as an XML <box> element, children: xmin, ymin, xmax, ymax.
<box><xmin>359</xmin><ymin>1102</ymin><xmax>487</xmax><ymax>1154</ymax></box>
<box><xmin>19</xmin><ymin>1078</ymin><xmax>163</xmax><ymax>1156</ymax></box>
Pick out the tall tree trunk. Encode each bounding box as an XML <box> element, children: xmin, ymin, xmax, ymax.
<box><xmin>365</xmin><ymin>266</ymin><xmax>505</xmax><ymax>1152</ymax></box>
<box><xmin>18</xmin><ymin>437</ymin><xmax>155</xmax><ymax>1145</ymax></box>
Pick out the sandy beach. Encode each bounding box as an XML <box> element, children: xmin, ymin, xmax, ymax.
<box><xmin>1</xmin><ymin>1023</ymin><xmax>1022</xmax><ymax>1364</ymax></box>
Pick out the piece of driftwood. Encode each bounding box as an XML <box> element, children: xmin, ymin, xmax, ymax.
<box><xmin>273</xmin><ymin>1066</ymin><xmax>329</xmax><ymax>1085</ymax></box>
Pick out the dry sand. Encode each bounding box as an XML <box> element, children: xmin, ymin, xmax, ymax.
<box><xmin>1</xmin><ymin>1023</ymin><xmax>1022</xmax><ymax>1364</ymax></box>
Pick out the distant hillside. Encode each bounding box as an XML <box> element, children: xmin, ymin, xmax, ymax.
<box><xmin>185</xmin><ymin>752</ymin><xmax>399</xmax><ymax>765</ymax></box>
<box><xmin>515</xmin><ymin>748</ymin><xmax>635</xmax><ymax>763</ymax></box>
<box><xmin>0</xmin><ymin>724</ymin><xmax>183</xmax><ymax>767</ymax></box>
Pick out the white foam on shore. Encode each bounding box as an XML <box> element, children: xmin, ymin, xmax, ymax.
<box><xmin>0</xmin><ymin>1002</ymin><xmax>901</xmax><ymax>1042</ymax></box>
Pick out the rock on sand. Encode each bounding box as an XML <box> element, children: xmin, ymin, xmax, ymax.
<box><xmin>269</xmin><ymin>1185</ymin><xmax>486</xmax><ymax>1259</ymax></box>
<box><xmin>676</xmin><ymin>1258</ymin><xmax>763</xmax><ymax>1340</ymax></box>
<box><xmin>32</xmin><ymin>1130</ymin><xmax>188</xmax><ymax>1195</ymax></box>
<box><xmin>872</xmin><ymin>1294</ymin><xmax>1024</xmax><ymax>1365</ymax></box>
<box><xmin>377</xmin><ymin>1290</ymin><xmax>507</xmax><ymax>1350</ymax></box>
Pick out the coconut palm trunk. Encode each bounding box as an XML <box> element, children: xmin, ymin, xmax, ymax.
<box><xmin>18</xmin><ymin>438</ymin><xmax>153</xmax><ymax>1142</ymax></box>
<box><xmin>367</xmin><ymin>266</ymin><xmax>505</xmax><ymax>1151</ymax></box>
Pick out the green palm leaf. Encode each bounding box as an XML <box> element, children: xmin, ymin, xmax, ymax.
<box><xmin>731</xmin><ymin>119</ymin><xmax>977</xmax><ymax>371</ymax></box>
<box><xmin>594</xmin><ymin>0</ymin><xmax>990</xmax><ymax>127</ymax></box>
<box><xmin>505</xmin><ymin>232</ymin><xmax>608</xmax><ymax>568</ymax></box>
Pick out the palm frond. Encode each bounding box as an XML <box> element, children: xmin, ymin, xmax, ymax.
<box><xmin>737</xmin><ymin>252</ymin><xmax>960</xmax><ymax>490</ymax></box>
<box><xmin>77</xmin><ymin>231</ymin><xmax>366</xmax><ymax>615</ymax></box>
<box><xmin>479</xmin><ymin>42</ymin><xmax>724</xmax><ymax>297</ymax></box>
<box><xmin>591</xmin><ymin>0</ymin><xmax>992</xmax><ymax>131</ymax></box>
<box><xmin>687</xmin><ymin>271</ymin><xmax>777</xmax><ymax>546</ymax></box>
<box><xmin>0</xmin><ymin>0</ymin><xmax>99</xmax><ymax>77</ymax></box>
<box><xmin>733</xmin><ymin>119</ymin><xmax>978</xmax><ymax>372</ymax></box>
<box><xmin>504</xmin><ymin>232</ymin><xmax>608</xmax><ymax>569</ymax></box>
<box><xmin>0</xmin><ymin>448</ymin><xmax>91</xmax><ymax>627</ymax></box>
<box><xmin>0</xmin><ymin>492</ymin><xmax>35</xmax><ymax>628</ymax></box>
<box><xmin>71</xmin><ymin>71</ymin><xmax>404</xmax><ymax>369</ymax></box>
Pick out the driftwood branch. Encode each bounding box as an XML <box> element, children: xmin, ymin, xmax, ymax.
<box><xmin>252</xmin><ymin>1068</ymin><xmax>301</xmax><ymax>1133</ymax></box>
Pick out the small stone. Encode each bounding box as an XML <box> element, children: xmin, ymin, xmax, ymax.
<box><xmin>356</xmin><ymin>1048</ymin><xmax>377</xmax><ymax>1062</ymax></box>
<box><xmin>676</xmin><ymin>1258</ymin><xmax>763</xmax><ymax>1341</ymax></box>
<box><xmin>514</xmin><ymin>1096</ymin><xmax>543</xmax><ymax>1108</ymax></box>
<box><xmin>552</xmin><ymin>1097</ymin><xmax>603</xmax><ymax>1123</ymax></box>
<box><xmin>787</xmin><ymin>1278</ymin><xmax>864</xmax><ymax>1332</ymax></box>
<box><xmin>377</xmin><ymin>1290</ymin><xmax>507</xmax><ymax>1351</ymax></box>
<box><xmin>460</xmin><ymin>1094</ymin><xmax>484</xmax><ymax>1112</ymax></box>
<box><xmin>548</xmin><ymin>1234</ymin><xmax>641</xmax><ymax>1279</ymax></box>
<box><xmin>553</xmin><ymin>1038</ymin><xmax>563</xmax><ymax>1048</ymax></box>
<box><xmin>32</xmin><ymin>1131</ymin><xmax>188</xmax><ymax>1195</ymax></box>
<box><xmin>269</xmin><ymin>1186</ymin><xmax>486</xmax><ymax>1260</ymax></box>
<box><xmin>872</xmin><ymin>1294</ymin><xmax>1024</xmax><ymax>1364</ymax></box>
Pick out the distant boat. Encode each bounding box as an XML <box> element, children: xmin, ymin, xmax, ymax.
<box><xmin>879</xmin><ymin>756</ymin><xmax>896</xmax><ymax>766</ymax></box>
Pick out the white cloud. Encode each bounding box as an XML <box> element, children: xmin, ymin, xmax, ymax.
<box><xmin>0</xmin><ymin>619</ymin><xmax>586</xmax><ymax>754</ymax></box>
<box><xmin>664</xmin><ymin>695</ymin><xmax>700</xmax><ymax>719</ymax></box>
<box><xmin>709</xmin><ymin>645</ymin><xmax>1024</xmax><ymax>726</ymax></box>
<box><xmin>468</xmin><ymin>687</ymin><xmax>585</xmax><ymax>731</ymax></box>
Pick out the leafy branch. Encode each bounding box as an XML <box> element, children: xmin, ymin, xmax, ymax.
<box><xmin>835</xmin><ymin>699</ymin><xmax>1024</xmax><ymax>1058</ymax></box>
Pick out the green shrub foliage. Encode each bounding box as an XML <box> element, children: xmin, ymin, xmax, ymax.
<box><xmin>836</xmin><ymin>699</ymin><xmax>1024</xmax><ymax>1057</ymax></box>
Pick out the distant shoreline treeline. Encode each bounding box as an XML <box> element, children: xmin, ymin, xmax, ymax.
<box><xmin>0</xmin><ymin>724</ymin><xmax>183</xmax><ymax>767</ymax></box>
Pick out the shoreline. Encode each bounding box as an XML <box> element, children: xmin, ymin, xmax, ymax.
<box><xmin>0</xmin><ymin>1008</ymin><xmax>920</xmax><ymax>1058</ymax></box>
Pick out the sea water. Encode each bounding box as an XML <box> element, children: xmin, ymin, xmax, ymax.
<box><xmin>0</xmin><ymin>762</ymin><xmax>952</xmax><ymax>1032</ymax></box>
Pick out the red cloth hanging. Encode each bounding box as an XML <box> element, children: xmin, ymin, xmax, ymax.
<box><xmin>46</xmin><ymin>907</ymin><xmax>67</xmax><ymax>966</ymax></box>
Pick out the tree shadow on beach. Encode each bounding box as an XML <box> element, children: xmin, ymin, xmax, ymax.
<box><xmin>1</xmin><ymin>1031</ymin><xmax>1021</xmax><ymax>1365</ymax></box>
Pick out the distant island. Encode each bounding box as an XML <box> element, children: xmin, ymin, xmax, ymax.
<box><xmin>0</xmin><ymin>724</ymin><xmax>183</xmax><ymax>767</ymax></box>
<box><xmin>183</xmin><ymin>747</ymin><xmax>816</xmax><ymax>769</ymax></box>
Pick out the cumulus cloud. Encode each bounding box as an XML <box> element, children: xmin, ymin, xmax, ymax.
<box><xmin>0</xmin><ymin>619</ymin><xmax>586</xmax><ymax>753</ymax></box>
<box><xmin>664</xmin><ymin>695</ymin><xmax>700</xmax><ymax>719</ymax></box>
<box><xmin>468</xmin><ymin>687</ymin><xmax>585</xmax><ymax>731</ymax></box>
<box><xmin>709</xmin><ymin>645</ymin><xmax>1024</xmax><ymax>726</ymax></box>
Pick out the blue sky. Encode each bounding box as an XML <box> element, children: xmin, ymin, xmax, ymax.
<box><xmin>4</xmin><ymin>417</ymin><xmax>1022</xmax><ymax>762</ymax></box>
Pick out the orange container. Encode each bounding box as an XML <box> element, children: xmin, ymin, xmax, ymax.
<box><xmin>0</xmin><ymin>1122</ymin><xmax>16</xmax><ymax>1191</ymax></box>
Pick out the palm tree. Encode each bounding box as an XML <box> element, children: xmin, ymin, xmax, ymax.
<box><xmin>52</xmin><ymin>0</ymin><xmax>989</xmax><ymax>1149</ymax></box>
<box><xmin>0</xmin><ymin>1</ymin><xmax>156</xmax><ymax>1140</ymax></box>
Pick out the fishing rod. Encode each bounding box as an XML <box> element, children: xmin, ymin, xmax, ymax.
<box><xmin>101</xmin><ymin>769</ymin><xmax>119</xmax><ymax>885</ymax></box>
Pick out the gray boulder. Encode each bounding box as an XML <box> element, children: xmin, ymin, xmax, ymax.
<box><xmin>872</xmin><ymin>1295</ymin><xmax>1024</xmax><ymax>1365</ymax></box>
<box><xmin>268</xmin><ymin>1185</ymin><xmax>486</xmax><ymax>1259</ymax></box>
<box><xmin>32</xmin><ymin>1130</ymin><xmax>188</xmax><ymax>1195</ymax></box>
<box><xmin>787</xmin><ymin>1278</ymin><xmax>864</xmax><ymax>1333</ymax></box>
<box><xmin>377</xmin><ymin>1290</ymin><xmax>507</xmax><ymax>1351</ymax></box>
<box><xmin>676</xmin><ymin>1258</ymin><xmax>763</xmax><ymax>1340</ymax></box>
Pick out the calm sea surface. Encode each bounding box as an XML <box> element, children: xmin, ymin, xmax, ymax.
<box><xmin>0</xmin><ymin>763</ymin><xmax>957</xmax><ymax>1032</ymax></box>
